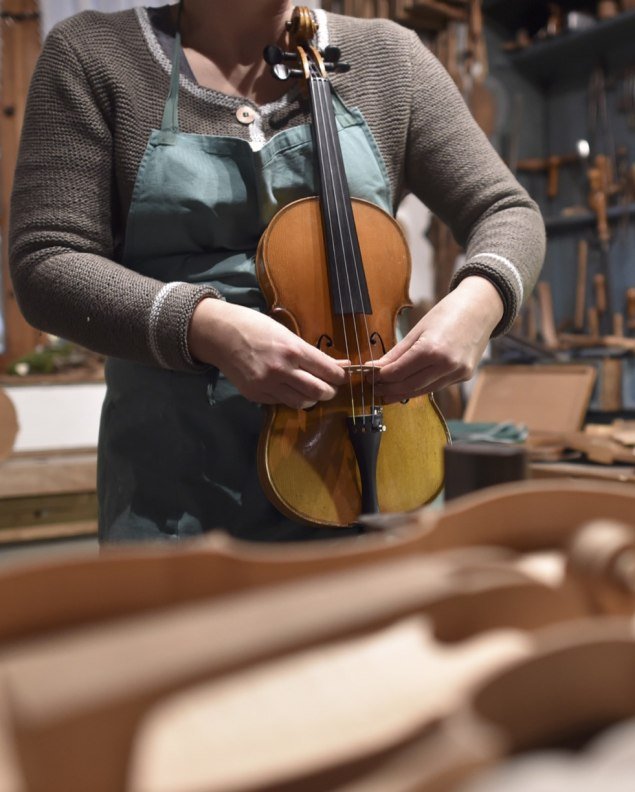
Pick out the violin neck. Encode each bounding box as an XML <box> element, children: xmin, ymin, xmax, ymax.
<box><xmin>308</xmin><ymin>76</ymin><xmax>372</xmax><ymax>317</ymax></box>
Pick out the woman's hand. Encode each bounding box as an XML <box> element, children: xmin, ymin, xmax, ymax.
<box><xmin>188</xmin><ymin>298</ymin><xmax>348</xmax><ymax>409</ymax></box>
<box><xmin>367</xmin><ymin>276</ymin><xmax>505</xmax><ymax>403</ymax></box>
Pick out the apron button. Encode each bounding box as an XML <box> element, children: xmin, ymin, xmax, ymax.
<box><xmin>236</xmin><ymin>105</ymin><xmax>256</xmax><ymax>125</ymax></box>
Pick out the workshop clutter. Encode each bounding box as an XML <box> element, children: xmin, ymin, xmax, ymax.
<box><xmin>1</xmin><ymin>3</ymin><xmax>635</xmax><ymax>788</ymax></box>
<box><xmin>0</xmin><ymin>480</ymin><xmax>633</xmax><ymax>790</ymax></box>
<box><xmin>490</xmin><ymin>0</ymin><xmax>635</xmax><ymax>418</ymax></box>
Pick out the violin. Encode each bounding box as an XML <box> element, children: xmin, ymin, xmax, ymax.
<box><xmin>256</xmin><ymin>7</ymin><xmax>449</xmax><ymax>528</ymax></box>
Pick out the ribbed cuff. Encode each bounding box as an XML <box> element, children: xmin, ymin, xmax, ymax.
<box><xmin>147</xmin><ymin>282</ymin><xmax>224</xmax><ymax>371</ymax></box>
<box><xmin>450</xmin><ymin>256</ymin><xmax>522</xmax><ymax>337</ymax></box>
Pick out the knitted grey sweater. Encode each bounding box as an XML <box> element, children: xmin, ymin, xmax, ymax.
<box><xmin>10</xmin><ymin>6</ymin><xmax>545</xmax><ymax>372</ymax></box>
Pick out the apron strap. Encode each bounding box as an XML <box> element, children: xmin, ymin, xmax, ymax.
<box><xmin>161</xmin><ymin>8</ymin><xmax>184</xmax><ymax>134</ymax></box>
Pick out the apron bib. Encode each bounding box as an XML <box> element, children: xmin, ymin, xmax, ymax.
<box><xmin>98</xmin><ymin>28</ymin><xmax>393</xmax><ymax>543</ymax></box>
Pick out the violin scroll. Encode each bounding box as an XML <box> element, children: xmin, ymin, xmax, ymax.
<box><xmin>285</xmin><ymin>4</ymin><xmax>315</xmax><ymax>43</ymax></box>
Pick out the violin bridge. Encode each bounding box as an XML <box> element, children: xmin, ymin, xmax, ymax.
<box><xmin>342</xmin><ymin>364</ymin><xmax>381</xmax><ymax>376</ymax></box>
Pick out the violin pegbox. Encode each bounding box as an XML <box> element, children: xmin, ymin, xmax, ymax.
<box><xmin>263</xmin><ymin>43</ymin><xmax>350</xmax><ymax>81</ymax></box>
<box><xmin>263</xmin><ymin>5</ymin><xmax>349</xmax><ymax>82</ymax></box>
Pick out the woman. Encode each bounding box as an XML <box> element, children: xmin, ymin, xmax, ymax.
<box><xmin>10</xmin><ymin>1</ymin><xmax>545</xmax><ymax>543</ymax></box>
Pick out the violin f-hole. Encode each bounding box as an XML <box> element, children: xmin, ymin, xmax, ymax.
<box><xmin>316</xmin><ymin>333</ymin><xmax>334</xmax><ymax>351</ymax></box>
<box><xmin>369</xmin><ymin>331</ymin><xmax>386</xmax><ymax>355</ymax></box>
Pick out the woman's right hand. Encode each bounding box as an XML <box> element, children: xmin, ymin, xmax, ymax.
<box><xmin>188</xmin><ymin>297</ymin><xmax>348</xmax><ymax>409</ymax></box>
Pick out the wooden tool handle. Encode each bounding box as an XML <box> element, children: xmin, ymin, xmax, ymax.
<box><xmin>626</xmin><ymin>287</ymin><xmax>635</xmax><ymax>329</ymax></box>
<box><xmin>537</xmin><ymin>281</ymin><xmax>559</xmax><ymax>348</ymax></box>
<box><xmin>587</xmin><ymin>306</ymin><xmax>600</xmax><ymax>337</ymax></box>
<box><xmin>547</xmin><ymin>155</ymin><xmax>562</xmax><ymax>199</ymax></box>
<box><xmin>613</xmin><ymin>312</ymin><xmax>625</xmax><ymax>337</ymax></box>
<box><xmin>594</xmin><ymin>273</ymin><xmax>607</xmax><ymax>314</ymax></box>
<box><xmin>588</xmin><ymin>167</ymin><xmax>611</xmax><ymax>245</ymax></box>
<box><xmin>574</xmin><ymin>239</ymin><xmax>588</xmax><ymax>332</ymax></box>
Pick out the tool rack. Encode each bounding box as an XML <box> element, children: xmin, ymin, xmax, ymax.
<box><xmin>484</xmin><ymin>0</ymin><xmax>635</xmax><ymax>419</ymax></box>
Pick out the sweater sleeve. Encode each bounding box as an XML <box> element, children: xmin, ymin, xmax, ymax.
<box><xmin>403</xmin><ymin>31</ymin><xmax>546</xmax><ymax>335</ymax></box>
<box><xmin>9</xmin><ymin>24</ymin><xmax>221</xmax><ymax>371</ymax></box>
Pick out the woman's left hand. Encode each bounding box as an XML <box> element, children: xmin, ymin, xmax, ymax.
<box><xmin>366</xmin><ymin>275</ymin><xmax>505</xmax><ymax>403</ymax></box>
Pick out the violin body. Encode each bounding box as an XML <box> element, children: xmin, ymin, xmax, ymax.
<box><xmin>256</xmin><ymin>196</ymin><xmax>449</xmax><ymax>527</ymax></box>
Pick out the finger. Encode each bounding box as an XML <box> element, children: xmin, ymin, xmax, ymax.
<box><xmin>364</xmin><ymin>332</ymin><xmax>417</xmax><ymax>368</ymax></box>
<box><xmin>373</xmin><ymin>362</ymin><xmax>442</xmax><ymax>398</ymax></box>
<box><xmin>374</xmin><ymin>361</ymin><xmax>453</xmax><ymax>400</ymax></box>
<box><xmin>238</xmin><ymin>363</ymin><xmax>342</xmax><ymax>406</ymax></box>
<box><xmin>287</xmin><ymin>368</ymin><xmax>339</xmax><ymax>402</ymax></box>
<box><xmin>264</xmin><ymin>369</ymin><xmax>339</xmax><ymax>407</ymax></box>
<box><xmin>275</xmin><ymin>383</ymin><xmax>321</xmax><ymax>411</ymax></box>
<box><xmin>380</xmin><ymin>343</ymin><xmax>470</xmax><ymax>387</ymax></box>
<box><xmin>373</xmin><ymin>344</ymin><xmax>437</xmax><ymax>383</ymax></box>
<box><xmin>378</xmin><ymin>371</ymin><xmax>466</xmax><ymax>404</ymax></box>
<box><xmin>299</xmin><ymin>341</ymin><xmax>350</xmax><ymax>385</ymax></box>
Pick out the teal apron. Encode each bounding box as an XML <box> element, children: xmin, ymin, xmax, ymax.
<box><xmin>97</xmin><ymin>29</ymin><xmax>393</xmax><ymax>543</ymax></box>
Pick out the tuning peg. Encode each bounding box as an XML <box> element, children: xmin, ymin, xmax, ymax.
<box><xmin>271</xmin><ymin>63</ymin><xmax>289</xmax><ymax>80</ymax></box>
<box><xmin>263</xmin><ymin>45</ymin><xmax>283</xmax><ymax>65</ymax></box>
<box><xmin>271</xmin><ymin>64</ymin><xmax>305</xmax><ymax>81</ymax></box>
<box><xmin>324</xmin><ymin>62</ymin><xmax>350</xmax><ymax>74</ymax></box>
<box><xmin>320</xmin><ymin>46</ymin><xmax>349</xmax><ymax>74</ymax></box>
<box><xmin>263</xmin><ymin>45</ymin><xmax>299</xmax><ymax>66</ymax></box>
<box><xmin>322</xmin><ymin>46</ymin><xmax>341</xmax><ymax>63</ymax></box>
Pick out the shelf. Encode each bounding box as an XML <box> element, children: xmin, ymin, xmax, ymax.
<box><xmin>545</xmin><ymin>202</ymin><xmax>635</xmax><ymax>234</ymax></box>
<box><xmin>507</xmin><ymin>10</ymin><xmax>635</xmax><ymax>84</ymax></box>
<box><xmin>483</xmin><ymin>0</ymin><xmax>547</xmax><ymax>34</ymax></box>
<box><xmin>483</xmin><ymin>0</ymin><xmax>596</xmax><ymax>34</ymax></box>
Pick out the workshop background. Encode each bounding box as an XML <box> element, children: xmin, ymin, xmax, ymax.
<box><xmin>1</xmin><ymin>3</ymin><xmax>635</xmax><ymax>792</ymax></box>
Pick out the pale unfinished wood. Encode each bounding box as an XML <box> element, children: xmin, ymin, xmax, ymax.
<box><xmin>460</xmin><ymin>622</ymin><xmax>635</xmax><ymax>755</ymax></box>
<box><xmin>0</xmin><ymin>448</ymin><xmax>97</xmax><ymax>542</ymax></box>
<box><xmin>0</xmin><ymin>389</ymin><xmax>18</xmax><ymax>462</ymax></box>
<box><xmin>0</xmin><ymin>479</ymin><xmax>634</xmax><ymax>646</ymax></box>
<box><xmin>0</xmin><ymin>547</ymin><xmax>592</xmax><ymax>792</ymax></box>
<box><xmin>531</xmin><ymin>461</ymin><xmax>635</xmax><ymax>483</ymax></box>
<box><xmin>129</xmin><ymin>619</ymin><xmax>528</xmax><ymax>792</ymax></box>
<box><xmin>0</xmin><ymin>491</ymin><xmax>97</xmax><ymax>530</ymax></box>
<box><xmin>364</xmin><ymin>479</ymin><xmax>635</xmax><ymax>553</ymax></box>
<box><xmin>0</xmin><ymin>450</ymin><xmax>97</xmax><ymax>498</ymax></box>
<box><xmin>528</xmin><ymin>430</ymin><xmax>635</xmax><ymax>465</ymax></box>
<box><xmin>463</xmin><ymin>364</ymin><xmax>596</xmax><ymax>432</ymax></box>
<box><xmin>0</xmin><ymin>520</ymin><xmax>96</xmax><ymax>545</ymax></box>
<box><xmin>1</xmin><ymin>556</ymin><xmax>632</xmax><ymax>792</ymax></box>
<box><xmin>131</xmin><ymin>623</ymin><xmax>635</xmax><ymax>792</ymax></box>
<box><xmin>0</xmin><ymin>481</ymin><xmax>632</xmax><ymax>790</ymax></box>
<box><xmin>599</xmin><ymin>357</ymin><xmax>623</xmax><ymax>412</ymax></box>
<box><xmin>0</xmin><ymin>555</ymin><xmax>534</xmax><ymax>792</ymax></box>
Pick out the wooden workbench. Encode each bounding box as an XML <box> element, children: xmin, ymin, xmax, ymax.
<box><xmin>0</xmin><ymin>448</ymin><xmax>97</xmax><ymax>544</ymax></box>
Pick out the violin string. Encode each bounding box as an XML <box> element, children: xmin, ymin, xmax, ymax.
<box><xmin>316</xmin><ymin>76</ymin><xmax>376</xmax><ymax>420</ymax></box>
<box><xmin>317</xmin><ymin>78</ymin><xmax>378</xmax><ymax>417</ymax></box>
<box><xmin>314</xmin><ymin>76</ymin><xmax>376</xmax><ymax>420</ymax></box>
<box><xmin>310</xmin><ymin>75</ymin><xmax>359</xmax><ymax>417</ymax></box>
